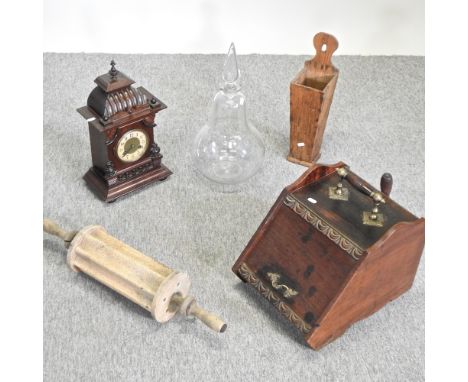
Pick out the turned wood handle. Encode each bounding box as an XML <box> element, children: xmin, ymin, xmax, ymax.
<box><xmin>311</xmin><ymin>32</ymin><xmax>339</xmax><ymax>67</ymax></box>
<box><xmin>344</xmin><ymin>172</ymin><xmax>375</xmax><ymax>198</ymax></box>
<box><xmin>188</xmin><ymin>303</ymin><xmax>227</xmax><ymax>333</ymax></box>
<box><xmin>172</xmin><ymin>294</ymin><xmax>227</xmax><ymax>333</ymax></box>
<box><xmin>380</xmin><ymin>173</ymin><xmax>393</xmax><ymax>196</ymax></box>
<box><xmin>341</xmin><ymin>170</ymin><xmax>386</xmax><ymax>204</ymax></box>
<box><xmin>43</xmin><ymin>219</ymin><xmax>77</xmax><ymax>247</ymax></box>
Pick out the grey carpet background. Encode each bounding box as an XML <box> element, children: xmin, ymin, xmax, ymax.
<box><xmin>43</xmin><ymin>53</ymin><xmax>424</xmax><ymax>382</ymax></box>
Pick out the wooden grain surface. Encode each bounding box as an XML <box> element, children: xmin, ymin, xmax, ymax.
<box><xmin>288</xmin><ymin>33</ymin><xmax>339</xmax><ymax>166</ymax></box>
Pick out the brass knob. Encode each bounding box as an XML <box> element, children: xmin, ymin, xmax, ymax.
<box><xmin>370</xmin><ymin>191</ymin><xmax>385</xmax><ymax>204</ymax></box>
<box><xmin>329</xmin><ymin>167</ymin><xmax>350</xmax><ymax>201</ymax></box>
<box><xmin>336</xmin><ymin>167</ymin><xmax>348</xmax><ymax>177</ymax></box>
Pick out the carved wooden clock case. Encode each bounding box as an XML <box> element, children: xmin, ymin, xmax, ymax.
<box><xmin>78</xmin><ymin>61</ymin><xmax>172</xmax><ymax>202</ymax></box>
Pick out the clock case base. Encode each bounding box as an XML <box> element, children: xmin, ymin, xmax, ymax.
<box><xmin>84</xmin><ymin>164</ymin><xmax>172</xmax><ymax>203</ymax></box>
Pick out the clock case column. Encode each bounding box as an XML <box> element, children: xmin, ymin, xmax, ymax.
<box><xmin>77</xmin><ymin>63</ymin><xmax>172</xmax><ymax>202</ymax></box>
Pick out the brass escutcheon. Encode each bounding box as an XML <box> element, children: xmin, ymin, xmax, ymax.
<box><xmin>362</xmin><ymin>211</ymin><xmax>384</xmax><ymax>227</ymax></box>
<box><xmin>328</xmin><ymin>185</ymin><xmax>349</xmax><ymax>201</ymax></box>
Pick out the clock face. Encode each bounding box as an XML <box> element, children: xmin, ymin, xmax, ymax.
<box><xmin>116</xmin><ymin>129</ymin><xmax>149</xmax><ymax>163</ymax></box>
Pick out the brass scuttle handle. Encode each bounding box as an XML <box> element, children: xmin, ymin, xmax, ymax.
<box><xmin>329</xmin><ymin>167</ymin><xmax>393</xmax><ymax>227</ymax></box>
<box><xmin>266</xmin><ymin>272</ymin><xmax>298</xmax><ymax>298</ymax></box>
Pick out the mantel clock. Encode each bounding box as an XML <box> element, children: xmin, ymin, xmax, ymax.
<box><xmin>77</xmin><ymin>61</ymin><xmax>172</xmax><ymax>202</ymax></box>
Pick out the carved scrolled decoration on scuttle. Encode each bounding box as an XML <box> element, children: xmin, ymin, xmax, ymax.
<box><xmin>238</xmin><ymin>263</ymin><xmax>312</xmax><ymax>334</ymax></box>
<box><xmin>283</xmin><ymin>195</ymin><xmax>364</xmax><ymax>260</ymax></box>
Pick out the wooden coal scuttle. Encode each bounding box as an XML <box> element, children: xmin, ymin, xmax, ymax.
<box><xmin>232</xmin><ymin>162</ymin><xmax>425</xmax><ymax>349</ymax></box>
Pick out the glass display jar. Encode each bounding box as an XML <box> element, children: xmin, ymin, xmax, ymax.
<box><xmin>193</xmin><ymin>43</ymin><xmax>265</xmax><ymax>189</ymax></box>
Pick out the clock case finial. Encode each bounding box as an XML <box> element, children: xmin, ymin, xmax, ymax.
<box><xmin>77</xmin><ymin>62</ymin><xmax>172</xmax><ymax>202</ymax></box>
<box><xmin>109</xmin><ymin>59</ymin><xmax>118</xmax><ymax>78</ymax></box>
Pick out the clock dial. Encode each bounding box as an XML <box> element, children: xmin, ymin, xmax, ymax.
<box><xmin>116</xmin><ymin>129</ymin><xmax>149</xmax><ymax>163</ymax></box>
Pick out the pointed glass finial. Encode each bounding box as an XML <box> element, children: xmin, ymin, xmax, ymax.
<box><xmin>109</xmin><ymin>59</ymin><xmax>118</xmax><ymax>78</ymax></box>
<box><xmin>222</xmin><ymin>43</ymin><xmax>239</xmax><ymax>85</ymax></box>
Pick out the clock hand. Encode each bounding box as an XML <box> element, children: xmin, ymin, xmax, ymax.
<box><xmin>122</xmin><ymin>143</ymin><xmax>143</xmax><ymax>157</ymax></box>
<box><xmin>122</xmin><ymin>143</ymin><xmax>135</xmax><ymax>157</ymax></box>
<box><xmin>129</xmin><ymin>145</ymin><xmax>143</xmax><ymax>154</ymax></box>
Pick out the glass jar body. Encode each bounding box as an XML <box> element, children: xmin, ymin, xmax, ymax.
<box><xmin>193</xmin><ymin>89</ymin><xmax>264</xmax><ymax>185</ymax></box>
